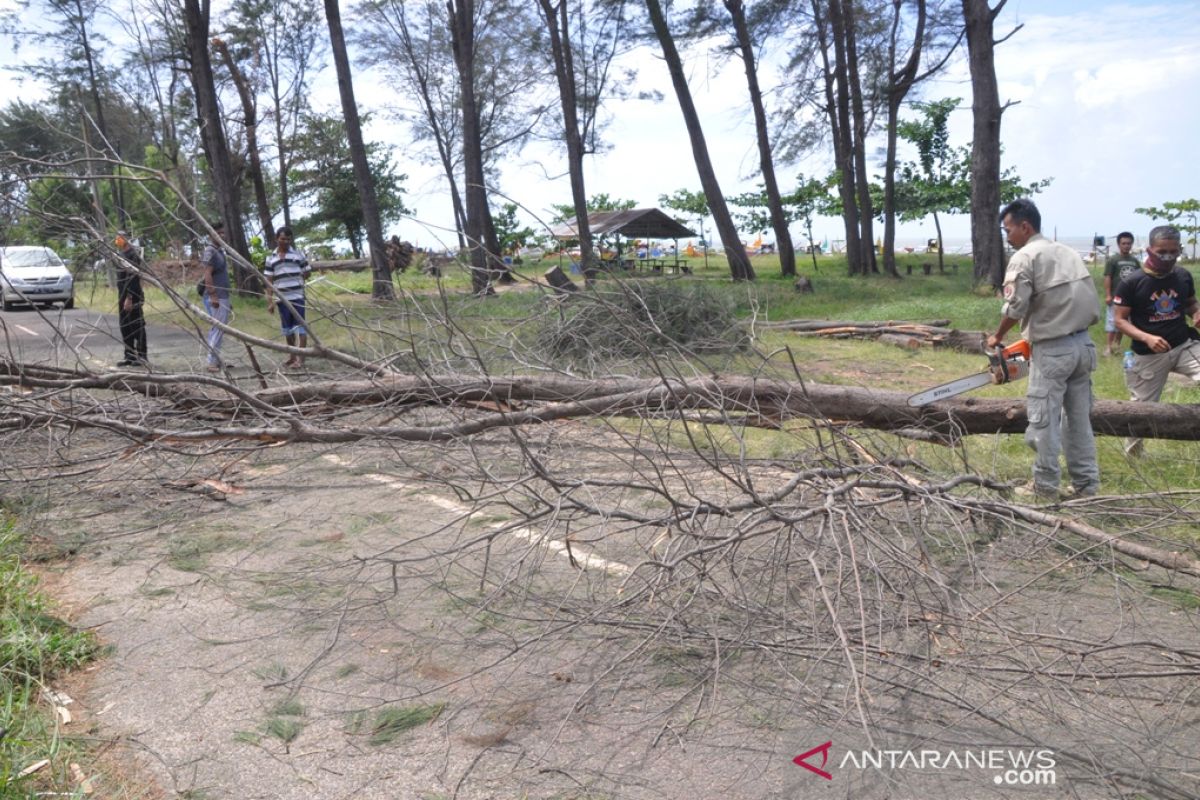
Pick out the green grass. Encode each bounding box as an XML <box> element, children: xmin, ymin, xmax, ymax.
<box><xmin>78</xmin><ymin>250</ymin><xmax>1200</xmax><ymax>524</ymax></box>
<box><xmin>264</xmin><ymin>715</ymin><xmax>303</xmax><ymax>745</ymax></box>
<box><xmin>365</xmin><ymin>702</ymin><xmax>447</xmax><ymax>746</ymax></box>
<box><xmin>0</xmin><ymin>511</ymin><xmax>100</xmax><ymax>796</ymax></box>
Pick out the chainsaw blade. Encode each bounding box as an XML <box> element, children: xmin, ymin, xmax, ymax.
<box><xmin>907</xmin><ymin>371</ymin><xmax>994</xmax><ymax>407</ymax></box>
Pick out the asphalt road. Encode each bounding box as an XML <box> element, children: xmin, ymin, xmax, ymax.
<box><xmin>0</xmin><ymin>305</ymin><xmax>207</xmax><ymax>372</ymax></box>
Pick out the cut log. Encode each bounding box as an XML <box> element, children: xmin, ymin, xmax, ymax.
<box><xmin>761</xmin><ymin>318</ymin><xmax>952</xmax><ymax>332</ymax></box>
<box><xmin>310</xmin><ymin>258</ymin><xmax>370</xmax><ymax>272</ymax></box>
<box><xmin>934</xmin><ymin>330</ymin><xmax>987</xmax><ymax>353</ymax></box>
<box><xmin>878</xmin><ymin>334</ymin><xmax>923</xmax><ymax>350</ymax></box>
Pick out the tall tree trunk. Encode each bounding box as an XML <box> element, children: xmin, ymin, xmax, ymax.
<box><xmin>820</xmin><ymin>0</ymin><xmax>863</xmax><ymax>275</ymax></box>
<box><xmin>181</xmin><ymin>0</ymin><xmax>254</xmax><ymax>291</ymax></box>
<box><xmin>391</xmin><ymin>1</ymin><xmax>467</xmax><ymax>251</ymax></box>
<box><xmin>933</xmin><ymin>210</ymin><xmax>945</xmax><ymax>272</ymax></box>
<box><xmin>841</xmin><ymin>0</ymin><xmax>876</xmax><ymax>275</ymax></box>
<box><xmin>272</xmin><ymin>95</ymin><xmax>292</xmax><ymax>231</ymax></box>
<box><xmin>539</xmin><ymin>0</ymin><xmax>596</xmax><ymax>282</ymax></box>
<box><xmin>448</xmin><ymin>0</ymin><xmax>505</xmax><ymax>294</ymax></box>
<box><xmin>725</xmin><ymin>0</ymin><xmax>794</xmax><ymax>278</ymax></box>
<box><xmin>963</xmin><ymin>0</ymin><xmax>1008</xmax><ymax>288</ymax></box>
<box><xmin>645</xmin><ymin>0</ymin><xmax>753</xmax><ymax>281</ymax></box>
<box><xmin>882</xmin><ymin>0</ymin><xmax>926</xmax><ymax>278</ymax></box>
<box><xmin>268</xmin><ymin>74</ymin><xmax>293</xmax><ymax>229</ymax></box>
<box><xmin>71</xmin><ymin>0</ymin><xmax>126</xmax><ymax>229</ymax></box>
<box><xmin>324</xmin><ymin>0</ymin><xmax>395</xmax><ymax>300</ymax></box>
<box><xmin>212</xmin><ymin>38</ymin><xmax>276</xmax><ymax>247</ymax></box>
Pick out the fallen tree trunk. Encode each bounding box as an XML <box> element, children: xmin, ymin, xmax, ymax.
<box><xmin>5</xmin><ymin>362</ymin><xmax>1200</xmax><ymax>442</ymax></box>
<box><xmin>310</xmin><ymin>258</ymin><xmax>371</xmax><ymax>271</ymax></box>
<box><xmin>759</xmin><ymin>318</ymin><xmax>951</xmax><ymax>331</ymax></box>
<box><xmin>763</xmin><ymin>319</ymin><xmax>984</xmax><ymax>353</ymax></box>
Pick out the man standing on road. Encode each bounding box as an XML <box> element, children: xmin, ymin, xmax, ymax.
<box><xmin>201</xmin><ymin>220</ymin><xmax>230</xmax><ymax>373</ymax></box>
<box><xmin>114</xmin><ymin>231</ymin><xmax>147</xmax><ymax>368</ymax></box>
<box><xmin>264</xmin><ymin>225</ymin><xmax>311</xmax><ymax>369</ymax></box>
<box><xmin>1112</xmin><ymin>225</ymin><xmax>1200</xmax><ymax>456</ymax></box>
<box><xmin>987</xmin><ymin>199</ymin><xmax>1101</xmax><ymax>500</ymax></box>
<box><xmin>1102</xmin><ymin>231</ymin><xmax>1140</xmax><ymax>356</ymax></box>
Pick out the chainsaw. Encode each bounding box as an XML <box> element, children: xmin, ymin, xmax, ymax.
<box><xmin>907</xmin><ymin>339</ymin><xmax>1032</xmax><ymax>407</ymax></box>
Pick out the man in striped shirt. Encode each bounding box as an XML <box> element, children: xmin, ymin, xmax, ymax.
<box><xmin>264</xmin><ymin>225</ymin><xmax>311</xmax><ymax>369</ymax></box>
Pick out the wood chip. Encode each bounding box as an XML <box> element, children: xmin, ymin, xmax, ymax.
<box><xmin>70</xmin><ymin>762</ymin><xmax>95</xmax><ymax>794</ymax></box>
<box><xmin>201</xmin><ymin>478</ymin><xmax>244</xmax><ymax>495</ymax></box>
<box><xmin>18</xmin><ymin>759</ymin><xmax>49</xmax><ymax>778</ymax></box>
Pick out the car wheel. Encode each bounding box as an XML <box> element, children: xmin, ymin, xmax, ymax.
<box><xmin>2</xmin><ymin>297</ymin><xmax>13</xmax><ymax>312</ymax></box>
<box><xmin>63</xmin><ymin>297</ymin><xmax>74</xmax><ymax>310</ymax></box>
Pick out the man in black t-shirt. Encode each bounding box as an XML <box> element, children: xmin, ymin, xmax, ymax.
<box><xmin>1113</xmin><ymin>224</ymin><xmax>1200</xmax><ymax>455</ymax></box>
<box><xmin>1102</xmin><ymin>231</ymin><xmax>1140</xmax><ymax>355</ymax></box>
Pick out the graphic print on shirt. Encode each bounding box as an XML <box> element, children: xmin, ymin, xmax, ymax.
<box><xmin>1150</xmin><ymin>288</ymin><xmax>1180</xmax><ymax>322</ymax></box>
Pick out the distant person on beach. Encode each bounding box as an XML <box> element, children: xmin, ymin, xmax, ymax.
<box><xmin>1112</xmin><ymin>224</ymin><xmax>1200</xmax><ymax>456</ymax></box>
<box><xmin>1102</xmin><ymin>231</ymin><xmax>1140</xmax><ymax>356</ymax></box>
<box><xmin>987</xmin><ymin>199</ymin><xmax>1101</xmax><ymax>500</ymax></box>
<box><xmin>200</xmin><ymin>220</ymin><xmax>230</xmax><ymax>373</ymax></box>
<box><xmin>264</xmin><ymin>225</ymin><xmax>311</xmax><ymax>369</ymax></box>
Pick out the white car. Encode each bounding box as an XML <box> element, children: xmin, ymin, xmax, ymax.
<box><xmin>0</xmin><ymin>246</ymin><xmax>75</xmax><ymax>310</ymax></box>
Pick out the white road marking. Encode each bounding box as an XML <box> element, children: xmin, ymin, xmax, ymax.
<box><xmin>15</xmin><ymin>325</ymin><xmax>38</xmax><ymax>337</ymax></box>
<box><xmin>323</xmin><ymin>453</ymin><xmax>631</xmax><ymax>576</ymax></box>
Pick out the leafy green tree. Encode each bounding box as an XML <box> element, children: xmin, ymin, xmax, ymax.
<box><xmin>225</xmin><ymin>0</ymin><xmax>325</xmax><ymax>230</ymax></box>
<box><xmin>729</xmin><ymin>175</ymin><xmax>840</xmax><ymax>274</ymax></box>
<box><xmin>3</xmin><ymin>176</ymin><xmax>93</xmax><ymax>249</ymax></box>
<box><xmin>783</xmin><ymin>175</ymin><xmax>841</xmax><ymax>274</ymax></box>
<box><xmin>892</xmin><ymin>99</ymin><xmax>1050</xmax><ymax>276</ymax></box>
<box><xmin>1135</xmin><ymin>199</ymin><xmax>1200</xmax><ymax>259</ymax></box>
<box><xmin>289</xmin><ymin>113</ymin><xmax>408</xmax><ymax>257</ymax></box>
<box><xmin>492</xmin><ymin>203</ymin><xmax>537</xmax><ymax>254</ymax></box>
<box><xmin>0</xmin><ymin>0</ymin><xmax>132</xmax><ymax>227</ymax></box>
<box><xmin>550</xmin><ymin>194</ymin><xmax>636</xmax><ymax>254</ymax></box>
<box><xmin>659</xmin><ymin>187</ymin><xmax>708</xmax><ymax>238</ymax></box>
<box><xmin>550</xmin><ymin>193</ymin><xmax>637</xmax><ymax>223</ymax></box>
<box><xmin>893</xmin><ymin>97</ymin><xmax>958</xmax><ymax>272</ymax></box>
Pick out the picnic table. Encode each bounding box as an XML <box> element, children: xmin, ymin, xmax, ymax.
<box><xmin>638</xmin><ymin>258</ymin><xmax>690</xmax><ymax>274</ymax></box>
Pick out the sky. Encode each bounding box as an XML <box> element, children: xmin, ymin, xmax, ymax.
<box><xmin>353</xmin><ymin>0</ymin><xmax>1200</xmax><ymax>251</ymax></box>
<box><xmin>2</xmin><ymin>0</ymin><xmax>1198</xmax><ymax>252</ymax></box>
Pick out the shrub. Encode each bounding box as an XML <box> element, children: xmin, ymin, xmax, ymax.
<box><xmin>538</xmin><ymin>281</ymin><xmax>746</xmax><ymax>361</ymax></box>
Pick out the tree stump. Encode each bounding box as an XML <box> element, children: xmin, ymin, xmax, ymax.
<box><xmin>544</xmin><ymin>265</ymin><xmax>579</xmax><ymax>294</ymax></box>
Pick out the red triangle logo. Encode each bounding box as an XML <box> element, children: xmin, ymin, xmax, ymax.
<box><xmin>793</xmin><ymin>741</ymin><xmax>833</xmax><ymax>780</ymax></box>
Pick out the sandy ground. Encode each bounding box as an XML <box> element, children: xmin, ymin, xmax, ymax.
<box><xmin>12</xmin><ymin>418</ymin><xmax>1198</xmax><ymax>800</ymax></box>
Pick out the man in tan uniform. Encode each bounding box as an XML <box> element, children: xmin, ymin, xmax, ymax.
<box><xmin>987</xmin><ymin>199</ymin><xmax>1101</xmax><ymax>499</ymax></box>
